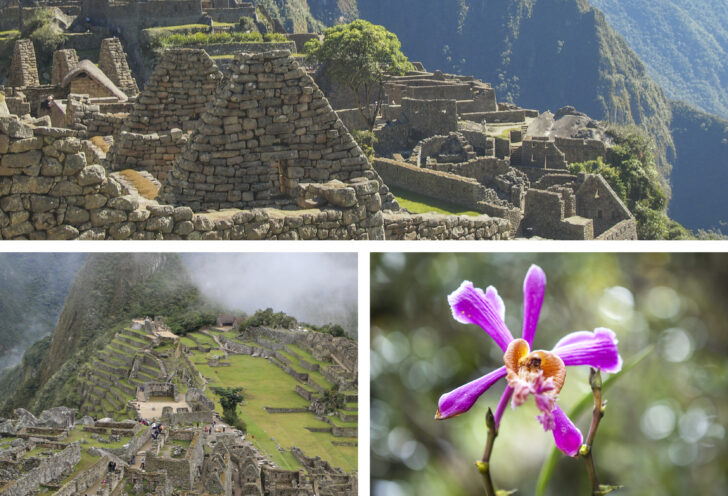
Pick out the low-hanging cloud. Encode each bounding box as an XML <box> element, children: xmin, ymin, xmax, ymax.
<box><xmin>182</xmin><ymin>253</ymin><xmax>358</xmax><ymax>336</ymax></box>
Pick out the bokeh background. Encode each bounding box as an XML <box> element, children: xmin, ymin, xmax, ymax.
<box><xmin>371</xmin><ymin>253</ymin><xmax>728</xmax><ymax>495</ymax></box>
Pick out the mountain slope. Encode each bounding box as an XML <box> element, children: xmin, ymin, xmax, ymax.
<box><xmin>668</xmin><ymin>101</ymin><xmax>728</xmax><ymax>232</ymax></box>
<box><xmin>0</xmin><ymin>254</ymin><xmax>86</xmax><ymax>370</ymax></box>
<box><xmin>358</xmin><ymin>0</ymin><xmax>675</xmax><ymax>181</ymax></box>
<box><xmin>0</xmin><ymin>253</ymin><xmax>203</xmax><ymax>414</ymax></box>
<box><xmin>590</xmin><ymin>0</ymin><xmax>728</xmax><ymax>119</ymax></box>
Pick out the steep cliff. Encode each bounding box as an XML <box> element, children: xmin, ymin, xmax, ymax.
<box><xmin>591</xmin><ymin>0</ymin><xmax>728</xmax><ymax>120</ymax></box>
<box><xmin>0</xmin><ymin>253</ymin><xmax>201</xmax><ymax>414</ymax></box>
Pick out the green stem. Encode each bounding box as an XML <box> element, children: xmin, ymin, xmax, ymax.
<box><xmin>476</xmin><ymin>408</ymin><xmax>498</xmax><ymax>496</ymax></box>
<box><xmin>582</xmin><ymin>368</ymin><xmax>604</xmax><ymax>494</ymax></box>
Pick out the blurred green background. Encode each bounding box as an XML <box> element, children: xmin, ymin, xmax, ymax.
<box><xmin>371</xmin><ymin>253</ymin><xmax>728</xmax><ymax>495</ymax></box>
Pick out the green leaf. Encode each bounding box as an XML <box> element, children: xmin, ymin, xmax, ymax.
<box><xmin>535</xmin><ymin>345</ymin><xmax>653</xmax><ymax>496</ymax></box>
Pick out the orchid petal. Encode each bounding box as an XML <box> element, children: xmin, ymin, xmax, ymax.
<box><xmin>494</xmin><ymin>385</ymin><xmax>513</xmax><ymax>428</ymax></box>
<box><xmin>551</xmin><ymin>404</ymin><xmax>583</xmax><ymax>457</ymax></box>
<box><xmin>436</xmin><ymin>366</ymin><xmax>507</xmax><ymax>420</ymax></box>
<box><xmin>552</xmin><ymin>328</ymin><xmax>623</xmax><ymax>374</ymax></box>
<box><xmin>522</xmin><ymin>265</ymin><xmax>546</xmax><ymax>346</ymax></box>
<box><xmin>448</xmin><ymin>281</ymin><xmax>514</xmax><ymax>352</ymax></box>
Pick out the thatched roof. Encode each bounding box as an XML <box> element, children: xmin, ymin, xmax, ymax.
<box><xmin>60</xmin><ymin>59</ymin><xmax>128</xmax><ymax>102</ymax></box>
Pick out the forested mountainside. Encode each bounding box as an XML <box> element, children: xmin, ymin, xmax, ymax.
<box><xmin>357</xmin><ymin>0</ymin><xmax>675</xmax><ymax>181</ymax></box>
<box><xmin>0</xmin><ymin>253</ymin><xmax>208</xmax><ymax>414</ymax></box>
<box><xmin>256</xmin><ymin>0</ymin><xmax>358</xmax><ymax>33</ymax></box>
<box><xmin>590</xmin><ymin>0</ymin><xmax>728</xmax><ymax>120</ymax></box>
<box><xmin>669</xmin><ymin>101</ymin><xmax>728</xmax><ymax>232</ymax></box>
<box><xmin>0</xmin><ymin>254</ymin><xmax>86</xmax><ymax>370</ymax></box>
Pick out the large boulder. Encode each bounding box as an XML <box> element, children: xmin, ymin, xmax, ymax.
<box><xmin>0</xmin><ymin>419</ymin><xmax>16</xmax><ymax>435</ymax></box>
<box><xmin>13</xmin><ymin>408</ymin><xmax>38</xmax><ymax>428</ymax></box>
<box><xmin>37</xmin><ymin>406</ymin><xmax>76</xmax><ymax>429</ymax></box>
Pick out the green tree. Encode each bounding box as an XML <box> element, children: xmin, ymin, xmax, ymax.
<box><xmin>568</xmin><ymin>125</ymin><xmax>691</xmax><ymax>240</ymax></box>
<box><xmin>321</xmin><ymin>384</ymin><xmax>345</xmax><ymax>413</ymax></box>
<box><xmin>305</xmin><ymin>20</ymin><xmax>413</xmax><ymax>131</ymax></box>
<box><xmin>212</xmin><ymin>386</ymin><xmax>246</xmax><ymax>431</ymax></box>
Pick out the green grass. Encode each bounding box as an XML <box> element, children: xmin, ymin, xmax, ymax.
<box><xmin>489</xmin><ymin>125</ymin><xmax>522</xmax><ymax>139</ymax></box>
<box><xmin>195</xmin><ymin>354</ymin><xmax>356</xmax><ymax>472</ymax></box>
<box><xmin>390</xmin><ymin>186</ymin><xmax>483</xmax><ymax>217</ymax></box>
<box><xmin>188</xmin><ymin>331</ymin><xmax>217</xmax><ymax>347</ymax></box>
<box><xmin>287</xmin><ymin>344</ymin><xmax>329</xmax><ymax>368</ymax></box>
<box><xmin>0</xmin><ymin>30</ymin><xmax>19</xmax><ymax>41</ymax></box>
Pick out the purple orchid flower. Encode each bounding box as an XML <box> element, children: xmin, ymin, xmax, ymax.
<box><xmin>435</xmin><ymin>265</ymin><xmax>622</xmax><ymax>457</ymax></box>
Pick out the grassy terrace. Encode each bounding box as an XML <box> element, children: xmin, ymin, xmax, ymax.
<box><xmin>391</xmin><ymin>186</ymin><xmax>482</xmax><ymax>217</ymax></box>
<box><xmin>286</xmin><ymin>344</ymin><xmax>330</xmax><ymax>369</ymax></box>
<box><xmin>277</xmin><ymin>349</ymin><xmax>331</xmax><ymax>389</ymax></box>
<box><xmin>192</xmin><ymin>352</ymin><xmax>356</xmax><ymax>472</ymax></box>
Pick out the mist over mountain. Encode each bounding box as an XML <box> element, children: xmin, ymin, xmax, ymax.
<box><xmin>182</xmin><ymin>253</ymin><xmax>358</xmax><ymax>336</ymax></box>
<box><xmin>0</xmin><ymin>253</ymin><xmax>196</xmax><ymax>413</ymax></box>
<box><xmin>0</xmin><ymin>253</ymin><xmax>86</xmax><ymax>370</ymax></box>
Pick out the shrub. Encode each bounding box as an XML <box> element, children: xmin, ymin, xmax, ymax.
<box><xmin>239</xmin><ymin>16</ymin><xmax>256</xmax><ymax>32</ymax></box>
<box><xmin>350</xmin><ymin>129</ymin><xmax>377</xmax><ymax>162</ymax></box>
<box><xmin>264</xmin><ymin>32</ymin><xmax>288</xmax><ymax>42</ymax></box>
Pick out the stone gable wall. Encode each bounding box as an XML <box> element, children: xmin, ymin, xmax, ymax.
<box><xmin>51</xmin><ymin>49</ymin><xmax>79</xmax><ymax>86</ymax></box>
<box><xmin>9</xmin><ymin>40</ymin><xmax>39</xmax><ymax>88</ymax></box>
<box><xmin>158</xmin><ymin>50</ymin><xmax>375</xmax><ymax>213</ymax></box>
<box><xmin>98</xmin><ymin>37</ymin><xmax>139</xmax><ymax>97</ymax></box>
<box><xmin>121</xmin><ymin>48</ymin><xmax>222</xmax><ymax>134</ymax></box>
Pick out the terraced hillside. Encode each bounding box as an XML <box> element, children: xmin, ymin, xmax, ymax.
<box><xmin>76</xmin><ymin>321</ymin><xmax>357</xmax><ymax>475</ymax></box>
<box><xmin>78</xmin><ymin>326</ymin><xmax>168</xmax><ymax>419</ymax></box>
<box><xmin>187</xmin><ymin>327</ymin><xmax>358</xmax><ymax>473</ymax></box>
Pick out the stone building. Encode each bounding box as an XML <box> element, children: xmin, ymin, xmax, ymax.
<box><xmin>61</xmin><ymin>60</ymin><xmax>129</xmax><ymax>101</ymax></box>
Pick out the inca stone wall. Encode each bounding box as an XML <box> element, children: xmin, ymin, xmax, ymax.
<box><xmin>54</xmin><ymin>455</ymin><xmax>110</xmax><ymax>496</ymax></box>
<box><xmin>98</xmin><ymin>37</ymin><xmax>139</xmax><ymax>97</ymax></box>
<box><xmin>383</xmin><ymin>211</ymin><xmax>511</xmax><ymax>240</ymax></box>
<box><xmin>158</xmin><ymin>50</ymin><xmax>377</xmax><ymax>214</ymax></box>
<box><xmin>520</xmin><ymin>137</ymin><xmax>568</xmax><ymax>169</ymax></box>
<box><xmin>373</xmin><ymin>157</ymin><xmax>497</xmax><ymax>211</ymax></box>
<box><xmin>0</xmin><ymin>116</ymin><xmax>386</xmax><ymax>240</ymax></box>
<box><xmin>108</xmin><ymin>128</ymin><xmax>188</xmax><ymax>181</ymax></box>
<box><xmin>0</xmin><ymin>443</ymin><xmax>81</xmax><ymax>496</ymax></box>
<box><xmin>9</xmin><ymin>40</ymin><xmax>39</xmax><ymax>88</ymax></box>
<box><xmin>121</xmin><ymin>48</ymin><xmax>222</xmax><ymax>133</ymax></box>
<box><xmin>51</xmin><ymin>49</ymin><xmax>79</xmax><ymax>86</ymax></box>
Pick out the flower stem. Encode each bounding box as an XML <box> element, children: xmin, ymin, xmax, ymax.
<box><xmin>583</xmin><ymin>368</ymin><xmax>604</xmax><ymax>494</ymax></box>
<box><xmin>476</xmin><ymin>408</ymin><xmax>498</xmax><ymax>496</ymax></box>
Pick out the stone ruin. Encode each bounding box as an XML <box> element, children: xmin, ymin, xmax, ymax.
<box><xmin>157</xmin><ymin>49</ymin><xmax>375</xmax><ymax>213</ymax></box>
<box><xmin>1</xmin><ymin>35</ymin><xmax>138</xmax><ymax>141</ymax></box>
<box><xmin>348</xmin><ymin>66</ymin><xmax>638</xmax><ymax>240</ymax></box>
<box><xmin>0</xmin><ymin>37</ymin><xmax>634</xmax><ymax>239</ymax></box>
